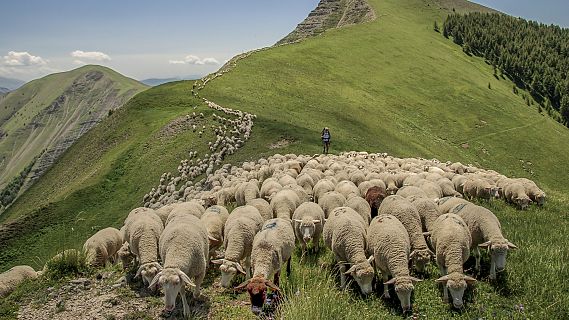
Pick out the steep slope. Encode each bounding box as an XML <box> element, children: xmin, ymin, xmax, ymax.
<box><xmin>0</xmin><ymin>0</ymin><xmax>568</xmax><ymax>318</ymax></box>
<box><xmin>0</xmin><ymin>65</ymin><xmax>147</xmax><ymax>206</ymax></box>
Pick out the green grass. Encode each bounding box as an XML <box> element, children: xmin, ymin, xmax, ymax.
<box><xmin>1</xmin><ymin>0</ymin><xmax>568</xmax><ymax>318</ymax></box>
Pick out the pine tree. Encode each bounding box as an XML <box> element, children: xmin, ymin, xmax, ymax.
<box><xmin>561</xmin><ymin>95</ymin><xmax>569</xmax><ymax>125</ymax></box>
<box><xmin>434</xmin><ymin>21</ymin><xmax>440</xmax><ymax>32</ymax></box>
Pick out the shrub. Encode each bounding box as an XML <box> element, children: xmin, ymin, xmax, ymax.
<box><xmin>42</xmin><ymin>249</ymin><xmax>90</xmax><ymax>280</ymax></box>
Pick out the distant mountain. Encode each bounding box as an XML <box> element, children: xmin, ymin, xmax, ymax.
<box><xmin>0</xmin><ymin>76</ymin><xmax>25</xmax><ymax>91</ymax></box>
<box><xmin>141</xmin><ymin>75</ymin><xmax>202</xmax><ymax>86</ymax></box>
<box><xmin>0</xmin><ymin>87</ymin><xmax>10</xmax><ymax>95</ymax></box>
<box><xmin>0</xmin><ymin>65</ymin><xmax>148</xmax><ymax>205</ymax></box>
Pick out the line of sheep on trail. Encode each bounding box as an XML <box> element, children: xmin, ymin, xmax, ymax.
<box><xmin>2</xmin><ymin>151</ymin><xmax>543</xmax><ymax>316</ymax></box>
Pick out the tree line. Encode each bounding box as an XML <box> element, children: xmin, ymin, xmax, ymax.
<box><xmin>443</xmin><ymin>12</ymin><xmax>569</xmax><ymax>126</ymax></box>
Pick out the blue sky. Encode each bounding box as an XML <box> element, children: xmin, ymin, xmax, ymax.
<box><xmin>0</xmin><ymin>0</ymin><xmax>567</xmax><ymax>81</ymax></box>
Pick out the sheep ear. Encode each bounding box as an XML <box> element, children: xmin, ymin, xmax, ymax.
<box><xmin>464</xmin><ymin>276</ymin><xmax>477</xmax><ymax>284</ymax></box>
<box><xmin>435</xmin><ymin>275</ymin><xmax>449</xmax><ymax>283</ymax></box>
<box><xmin>211</xmin><ymin>259</ymin><xmax>224</xmax><ymax>265</ymax></box>
<box><xmin>208</xmin><ymin>235</ymin><xmax>221</xmax><ymax>244</ymax></box>
<box><xmin>410</xmin><ymin>277</ymin><xmax>422</xmax><ymax>283</ymax></box>
<box><xmin>178</xmin><ymin>270</ymin><xmax>196</xmax><ymax>288</ymax></box>
<box><xmin>235</xmin><ymin>263</ymin><xmax>246</xmax><ymax>275</ymax></box>
<box><xmin>409</xmin><ymin>250</ymin><xmax>417</xmax><ymax>261</ymax></box>
<box><xmin>422</xmin><ymin>232</ymin><xmax>430</xmax><ymax>237</ymax></box>
<box><xmin>264</xmin><ymin>279</ymin><xmax>281</xmax><ymax>291</ymax></box>
<box><xmin>312</xmin><ymin>220</ymin><xmax>322</xmax><ymax>224</ymax></box>
<box><xmin>343</xmin><ymin>265</ymin><xmax>357</xmax><ymax>275</ymax></box>
<box><xmin>367</xmin><ymin>256</ymin><xmax>374</xmax><ymax>265</ymax></box>
<box><xmin>148</xmin><ymin>271</ymin><xmax>162</xmax><ymax>290</ymax></box>
<box><xmin>153</xmin><ymin>262</ymin><xmax>163</xmax><ymax>271</ymax></box>
<box><xmin>293</xmin><ymin>219</ymin><xmax>302</xmax><ymax>223</ymax></box>
<box><xmin>507</xmin><ymin>241</ymin><xmax>518</xmax><ymax>249</ymax></box>
<box><xmin>384</xmin><ymin>278</ymin><xmax>397</xmax><ymax>285</ymax></box>
<box><xmin>478</xmin><ymin>241</ymin><xmax>492</xmax><ymax>249</ymax></box>
<box><xmin>234</xmin><ymin>279</ymin><xmax>250</xmax><ymax>292</ymax></box>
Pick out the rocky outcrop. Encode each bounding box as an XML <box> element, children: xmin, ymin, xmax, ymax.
<box><xmin>277</xmin><ymin>0</ymin><xmax>376</xmax><ymax>45</ymax></box>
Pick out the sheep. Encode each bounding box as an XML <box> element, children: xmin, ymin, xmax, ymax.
<box><xmin>83</xmin><ymin>227</ymin><xmax>123</xmax><ymax>267</ymax></box>
<box><xmin>436</xmin><ymin>195</ymin><xmax>469</xmax><ymax>213</ymax></box>
<box><xmin>367</xmin><ymin>215</ymin><xmax>421</xmax><ymax>311</ymax></box>
<box><xmin>235</xmin><ymin>180</ymin><xmax>260</xmax><ymax>205</ymax></box>
<box><xmin>504</xmin><ymin>182</ymin><xmax>532</xmax><ymax>210</ymax></box>
<box><xmin>235</xmin><ymin>218</ymin><xmax>295</xmax><ymax>315</ymax></box>
<box><xmin>430</xmin><ymin>213</ymin><xmax>476</xmax><ymax>308</ymax></box>
<box><xmin>296</xmin><ymin>173</ymin><xmax>315</xmax><ymax>193</ymax></box>
<box><xmin>165</xmin><ymin>201</ymin><xmax>206</xmax><ymax>225</ymax></box>
<box><xmin>323</xmin><ymin>207</ymin><xmax>374</xmax><ymax>295</ymax></box>
<box><xmin>312</xmin><ymin>179</ymin><xmax>335</xmax><ymax>202</ymax></box>
<box><xmin>318</xmin><ymin>191</ymin><xmax>347</xmax><ymax>218</ymax></box>
<box><xmin>335</xmin><ymin>180</ymin><xmax>360</xmax><ymax>199</ymax></box>
<box><xmin>345</xmin><ymin>196</ymin><xmax>372</xmax><ymax>225</ymax></box>
<box><xmin>155</xmin><ymin>204</ymin><xmax>176</xmax><ymax>225</ymax></box>
<box><xmin>416</xmin><ymin>180</ymin><xmax>443</xmax><ymax>200</ymax></box>
<box><xmin>292</xmin><ymin>202</ymin><xmax>325</xmax><ymax>252</ymax></box>
<box><xmin>378</xmin><ymin>196</ymin><xmax>434</xmax><ymax>273</ymax></box>
<box><xmin>260</xmin><ymin>178</ymin><xmax>282</xmax><ymax>200</ymax></box>
<box><xmin>149</xmin><ymin>214</ymin><xmax>209</xmax><ymax>317</ymax></box>
<box><xmin>200</xmin><ymin>205</ymin><xmax>230</xmax><ymax>258</ymax></box>
<box><xmin>396</xmin><ymin>186</ymin><xmax>429</xmax><ymax>199</ymax></box>
<box><xmin>450</xmin><ymin>203</ymin><xmax>517</xmax><ymax>280</ymax></box>
<box><xmin>516</xmin><ymin>178</ymin><xmax>546</xmax><ymax>205</ymax></box>
<box><xmin>0</xmin><ymin>266</ymin><xmax>38</xmax><ymax>298</ymax></box>
<box><xmin>436</xmin><ymin>178</ymin><xmax>462</xmax><ymax>198</ymax></box>
<box><xmin>247</xmin><ymin>198</ymin><xmax>274</xmax><ymax>221</ymax></box>
<box><xmin>410</xmin><ymin>197</ymin><xmax>443</xmax><ymax>233</ymax></box>
<box><xmin>270</xmin><ymin>189</ymin><xmax>301</xmax><ymax>220</ymax></box>
<box><xmin>212</xmin><ymin>205</ymin><xmax>264</xmax><ymax>288</ymax></box>
<box><xmin>463</xmin><ymin>179</ymin><xmax>493</xmax><ymax>200</ymax></box>
<box><xmin>358</xmin><ymin>179</ymin><xmax>386</xmax><ymax>198</ymax></box>
<box><xmin>123</xmin><ymin>209</ymin><xmax>164</xmax><ymax>286</ymax></box>
<box><xmin>452</xmin><ymin>175</ymin><xmax>467</xmax><ymax>194</ymax></box>
<box><xmin>365</xmin><ymin>186</ymin><xmax>387</xmax><ymax>218</ymax></box>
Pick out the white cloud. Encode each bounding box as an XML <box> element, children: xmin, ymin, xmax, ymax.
<box><xmin>70</xmin><ymin>50</ymin><xmax>111</xmax><ymax>62</ymax></box>
<box><xmin>168</xmin><ymin>54</ymin><xmax>220</xmax><ymax>65</ymax></box>
<box><xmin>2</xmin><ymin>51</ymin><xmax>47</xmax><ymax>66</ymax></box>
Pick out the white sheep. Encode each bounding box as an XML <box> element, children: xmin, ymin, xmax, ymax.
<box><xmin>344</xmin><ymin>196</ymin><xmax>372</xmax><ymax>225</ymax></box>
<box><xmin>335</xmin><ymin>180</ymin><xmax>360</xmax><ymax>199</ymax></box>
<box><xmin>149</xmin><ymin>214</ymin><xmax>209</xmax><ymax>317</ymax></box>
<box><xmin>504</xmin><ymin>182</ymin><xmax>531</xmax><ymax>210</ymax></box>
<box><xmin>165</xmin><ymin>200</ymin><xmax>206</xmax><ymax>225</ymax></box>
<box><xmin>212</xmin><ymin>205</ymin><xmax>264</xmax><ymax>288</ymax></box>
<box><xmin>450</xmin><ymin>203</ymin><xmax>517</xmax><ymax>280</ymax></box>
<box><xmin>235</xmin><ymin>218</ymin><xmax>295</xmax><ymax>315</ymax></box>
<box><xmin>83</xmin><ymin>227</ymin><xmax>123</xmax><ymax>267</ymax></box>
<box><xmin>312</xmin><ymin>179</ymin><xmax>335</xmax><ymax>202</ymax></box>
<box><xmin>0</xmin><ymin>265</ymin><xmax>38</xmax><ymax>298</ymax></box>
<box><xmin>323</xmin><ymin>207</ymin><xmax>374</xmax><ymax>295</ymax></box>
<box><xmin>123</xmin><ymin>208</ymin><xmax>164</xmax><ymax>286</ymax></box>
<box><xmin>200</xmin><ymin>205</ymin><xmax>230</xmax><ymax>258</ymax></box>
<box><xmin>437</xmin><ymin>196</ymin><xmax>470</xmax><ymax>214</ymax></box>
<box><xmin>318</xmin><ymin>191</ymin><xmax>347</xmax><ymax>218</ymax></box>
<box><xmin>292</xmin><ymin>202</ymin><xmax>325</xmax><ymax>252</ymax></box>
<box><xmin>270</xmin><ymin>189</ymin><xmax>301</xmax><ymax>220</ymax></box>
<box><xmin>378</xmin><ymin>196</ymin><xmax>434</xmax><ymax>272</ymax></box>
<box><xmin>260</xmin><ymin>178</ymin><xmax>282</xmax><ymax>200</ymax></box>
<box><xmin>367</xmin><ymin>214</ymin><xmax>421</xmax><ymax>311</ymax></box>
<box><xmin>430</xmin><ymin>213</ymin><xmax>476</xmax><ymax>308</ymax></box>
<box><xmin>235</xmin><ymin>180</ymin><xmax>260</xmax><ymax>205</ymax></box>
<box><xmin>247</xmin><ymin>198</ymin><xmax>274</xmax><ymax>221</ymax></box>
<box><xmin>410</xmin><ymin>198</ymin><xmax>443</xmax><ymax>233</ymax></box>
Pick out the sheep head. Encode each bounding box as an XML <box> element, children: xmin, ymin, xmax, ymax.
<box><xmin>135</xmin><ymin>262</ymin><xmax>163</xmax><ymax>286</ymax></box>
<box><xmin>384</xmin><ymin>276</ymin><xmax>422</xmax><ymax>311</ymax></box>
<box><xmin>149</xmin><ymin>268</ymin><xmax>195</xmax><ymax>312</ymax></box>
<box><xmin>436</xmin><ymin>272</ymin><xmax>476</xmax><ymax>309</ymax></box>
<box><xmin>342</xmin><ymin>256</ymin><xmax>375</xmax><ymax>295</ymax></box>
<box><xmin>211</xmin><ymin>259</ymin><xmax>246</xmax><ymax>288</ymax></box>
<box><xmin>293</xmin><ymin>216</ymin><xmax>321</xmax><ymax>243</ymax></box>
<box><xmin>235</xmin><ymin>275</ymin><xmax>280</xmax><ymax>315</ymax></box>
<box><xmin>409</xmin><ymin>248</ymin><xmax>434</xmax><ymax>273</ymax></box>
<box><xmin>479</xmin><ymin>239</ymin><xmax>517</xmax><ymax>273</ymax></box>
<box><xmin>117</xmin><ymin>242</ymin><xmax>134</xmax><ymax>270</ymax></box>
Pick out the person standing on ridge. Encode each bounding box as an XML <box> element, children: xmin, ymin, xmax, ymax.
<box><xmin>321</xmin><ymin>127</ymin><xmax>331</xmax><ymax>154</ymax></box>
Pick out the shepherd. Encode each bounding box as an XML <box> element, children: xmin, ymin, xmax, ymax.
<box><xmin>321</xmin><ymin>127</ymin><xmax>331</xmax><ymax>154</ymax></box>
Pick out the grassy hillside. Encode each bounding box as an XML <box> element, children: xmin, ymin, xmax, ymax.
<box><xmin>0</xmin><ymin>65</ymin><xmax>147</xmax><ymax>199</ymax></box>
<box><xmin>1</xmin><ymin>0</ymin><xmax>568</xmax><ymax>319</ymax></box>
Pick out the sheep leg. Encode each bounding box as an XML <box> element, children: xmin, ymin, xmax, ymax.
<box><xmin>180</xmin><ymin>286</ymin><xmax>190</xmax><ymax>318</ymax></box>
<box><xmin>474</xmin><ymin>247</ymin><xmax>481</xmax><ymax>273</ymax></box>
<box><xmin>274</xmin><ymin>271</ymin><xmax>281</xmax><ymax>288</ymax></box>
<box><xmin>382</xmin><ymin>273</ymin><xmax>390</xmax><ymax>299</ymax></box>
<box><xmin>489</xmin><ymin>258</ymin><xmax>496</xmax><ymax>280</ymax></box>
<box><xmin>339</xmin><ymin>264</ymin><xmax>347</xmax><ymax>289</ymax></box>
<box><xmin>286</xmin><ymin>257</ymin><xmax>291</xmax><ymax>276</ymax></box>
<box><xmin>441</xmin><ymin>267</ymin><xmax>448</xmax><ymax>303</ymax></box>
<box><xmin>194</xmin><ymin>273</ymin><xmax>204</xmax><ymax>299</ymax></box>
<box><xmin>244</xmin><ymin>256</ymin><xmax>252</xmax><ymax>279</ymax></box>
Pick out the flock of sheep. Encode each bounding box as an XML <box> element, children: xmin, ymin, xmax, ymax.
<box><xmin>1</xmin><ymin>151</ymin><xmax>546</xmax><ymax>317</ymax></box>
